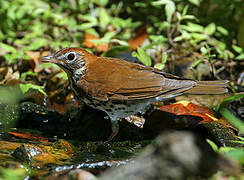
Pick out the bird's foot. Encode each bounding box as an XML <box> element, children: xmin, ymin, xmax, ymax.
<box><xmin>105</xmin><ymin>119</ymin><xmax>119</xmax><ymax>142</ymax></box>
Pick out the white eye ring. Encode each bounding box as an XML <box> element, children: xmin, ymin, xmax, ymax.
<box><xmin>66</xmin><ymin>52</ymin><xmax>76</xmax><ymax>61</ymax></box>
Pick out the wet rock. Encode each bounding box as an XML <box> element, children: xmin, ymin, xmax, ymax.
<box><xmin>12</xmin><ymin>144</ymin><xmax>43</xmax><ymax>163</ymax></box>
<box><xmin>17</xmin><ymin>101</ymin><xmax>145</xmax><ymax>141</ymax></box>
<box><xmin>143</xmin><ymin>102</ymin><xmax>240</xmax><ymax>147</ymax></box>
<box><xmin>18</xmin><ymin>102</ymin><xmax>67</xmax><ymax>138</ymax></box>
<box><xmin>9</xmin><ymin>139</ymin><xmax>75</xmax><ymax>168</ymax></box>
<box><xmin>100</xmin><ymin>131</ymin><xmax>240</xmax><ymax>180</ymax></box>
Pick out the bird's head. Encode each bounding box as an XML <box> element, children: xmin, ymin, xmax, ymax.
<box><xmin>39</xmin><ymin>47</ymin><xmax>92</xmax><ymax>78</ymax></box>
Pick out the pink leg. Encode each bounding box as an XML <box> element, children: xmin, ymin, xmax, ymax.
<box><xmin>106</xmin><ymin>119</ymin><xmax>119</xmax><ymax>141</ymax></box>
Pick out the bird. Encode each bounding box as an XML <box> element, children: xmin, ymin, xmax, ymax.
<box><xmin>39</xmin><ymin>47</ymin><xmax>229</xmax><ymax>141</ymax></box>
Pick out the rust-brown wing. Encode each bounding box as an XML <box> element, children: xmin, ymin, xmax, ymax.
<box><xmin>77</xmin><ymin>57</ymin><xmax>195</xmax><ymax>101</ymax></box>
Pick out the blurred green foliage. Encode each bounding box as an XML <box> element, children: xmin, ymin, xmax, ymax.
<box><xmin>1</xmin><ymin>0</ymin><xmax>244</xmax><ymax>65</ymax></box>
<box><xmin>0</xmin><ymin>0</ymin><xmax>139</xmax><ymax>64</ymax></box>
<box><xmin>0</xmin><ymin>168</ymin><xmax>26</xmax><ymax>180</ymax></box>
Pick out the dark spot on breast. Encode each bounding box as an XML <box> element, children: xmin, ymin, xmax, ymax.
<box><xmin>112</xmin><ymin>101</ymin><xmax>123</xmax><ymax>105</ymax></box>
<box><xmin>106</xmin><ymin>109</ymin><xmax>112</xmax><ymax>112</ymax></box>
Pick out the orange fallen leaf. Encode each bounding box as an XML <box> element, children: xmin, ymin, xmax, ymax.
<box><xmin>128</xmin><ymin>25</ymin><xmax>148</xmax><ymax>50</ymax></box>
<box><xmin>84</xmin><ymin>33</ymin><xmax>109</xmax><ymax>52</ymax></box>
<box><xmin>8</xmin><ymin>132</ymin><xmax>49</xmax><ymax>142</ymax></box>
<box><xmin>159</xmin><ymin>101</ymin><xmax>220</xmax><ymax>123</ymax></box>
<box><xmin>84</xmin><ymin>34</ymin><xmax>99</xmax><ymax>48</ymax></box>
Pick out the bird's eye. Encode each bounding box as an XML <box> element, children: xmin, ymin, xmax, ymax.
<box><xmin>67</xmin><ymin>52</ymin><xmax>76</xmax><ymax>61</ymax></box>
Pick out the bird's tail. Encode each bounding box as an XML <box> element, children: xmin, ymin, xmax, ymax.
<box><xmin>185</xmin><ymin>80</ymin><xmax>229</xmax><ymax>94</ymax></box>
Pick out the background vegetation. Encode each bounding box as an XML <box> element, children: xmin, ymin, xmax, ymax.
<box><xmin>0</xmin><ymin>0</ymin><xmax>244</xmax><ymax>179</ymax></box>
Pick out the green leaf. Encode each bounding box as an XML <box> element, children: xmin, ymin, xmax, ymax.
<box><xmin>92</xmin><ymin>0</ymin><xmax>108</xmax><ymax>6</ymax></box>
<box><xmin>20</xmin><ymin>71</ymin><xmax>38</xmax><ymax>81</ymax></box>
<box><xmin>99</xmin><ymin>8</ymin><xmax>110</xmax><ymax>30</ymax></box>
<box><xmin>182</xmin><ymin>22</ymin><xmax>204</xmax><ymax>32</ymax></box>
<box><xmin>154</xmin><ymin>63</ymin><xmax>165</xmax><ymax>70</ymax></box>
<box><xmin>191</xmin><ymin>33</ymin><xmax>207</xmax><ymax>41</ymax></box>
<box><xmin>85</xmin><ymin>28</ymin><xmax>99</xmax><ymax>37</ymax></box>
<box><xmin>222</xmin><ymin>149</ymin><xmax>244</xmax><ymax>164</ymax></box>
<box><xmin>0</xmin><ymin>43</ymin><xmax>16</xmax><ymax>53</ymax></box>
<box><xmin>188</xmin><ymin>0</ymin><xmax>200</xmax><ymax>6</ymax></box>
<box><xmin>152</xmin><ymin>0</ymin><xmax>171</xmax><ymax>6</ymax></box>
<box><xmin>55</xmin><ymin>71</ymin><xmax>68</xmax><ymax>80</ymax></box>
<box><xmin>19</xmin><ymin>83</ymin><xmax>47</xmax><ymax>96</ymax></box>
<box><xmin>149</xmin><ymin>35</ymin><xmax>168</xmax><ymax>43</ymax></box>
<box><xmin>217</xmin><ymin>26</ymin><xmax>229</xmax><ymax>36</ymax></box>
<box><xmin>181</xmin><ymin>15</ymin><xmax>196</xmax><ymax>21</ymax></box>
<box><xmin>173</xmin><ymin>36</ymin><xmax>183</xmax><ymax>42</ymax></box>
<box><xmin>191</xmin><ymin>59</ymin><xmax>203</xmax><ymax>68</ymax></box>
<box><xmin>204</xmin><ymin>23</ymin><xmax>216</xmax><ymax>36</ymax></box>
<box><xmin>200</xmin><ymin>46</ymin><xmax>209</xmax><ymax>55</ymax></box>
<box><xmin>161</xmin><ymin>52</ymin><xmax>167</xmax><ymax>64</ymax></box>
<box><xmin>206</xmin><ymin>139</ymin><xmax>218</xmax><ymax>152</ymax></box>
<box><xmin>132</xmin><ymin>47</ymin><xmax>152</xmax><ymax>66</ymax></box>
<box><xmin>0</xmin><ymin>168</ymin><xmax>25</xmax><ymax>180</ymax></box>
<box><xmin>152</xmin><ymin>0</ymin><xmax>175</xmax><ymax>22</ymax></box>
<box><xmin>165</xmin><ymin>1</ymin><xmax>175</xmax><ymax>22</ymax></box>
<box><xmin>215</xmin><ymin>94</ymin><xmax>244</xmax><ymax>111</ymax></box>
<box><xmin>236</xmin><ymin>53</ymin><xmax>244</xmax><ymax>60</ymax></box>
<box><xmin>217</xmin><ymin>42</ymin><xmax>226</xmax><ymax>51</ymax></box>
<box><xmin>110</xmin><ymin>39</ymin><xmax>128</xmax><ymax>46</ymax></box>
<box><xmin>220</xmin><ymin>108</ymin><xmax>244</xmax><ymax>134</ymax></box>
<box><xmin>90</xmin><ymin>31</ymin><xmax>116</xmax><ymax>45</ymax></box>
<box><xmin>182</xmin><ymin>5</ymin><xmax>189</xmax><ymax>16</ymax></box>
<box><xmin>232</xmin><ymin>45</ymin><xmax>243</xmax><ymax>54</ymax></box>
<box><xmin>174</xmin><ymin>31</ymin><xmax>190</xmax><ymax>41</ymax></box>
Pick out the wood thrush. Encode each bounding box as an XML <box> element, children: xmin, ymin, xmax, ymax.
<box><xmin>40</xmin><ymin>47</ymin><xmax>229</xmax><ymax>141</ymax></box>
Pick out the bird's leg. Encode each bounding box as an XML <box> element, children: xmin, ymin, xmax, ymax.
<box><xmin>106</xmin><ymin>118</ymin><xmax>119</xmax><ymax>142</ymax></box>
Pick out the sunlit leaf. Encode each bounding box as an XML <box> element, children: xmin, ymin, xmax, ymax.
<box><xmin>20</xmin><ymin>71</ymin><xmax>38</xmax><ymax>81</ymax></box>
<box><xmin>182</xmin><ymin>22</ymin><xmax>204</xmax><ymax>32</ymax></box>
<box><xmin>110</xmin><ymin>39</ymin><xmax>128</xmax><ymax>46</ymax></box>
<box><xmin>154</xmin><ymin>63</ymin><xmax>165</xmax><ymax>70</ymax></box>
<box><xmin>232</xmin><ymin>45</ymin><xmax>243</xmax><ymax>54</ymax></box>
<box><xmin>235</xmin><ymin>53</ymin><xmax>244</xmax><ymax>60</ymax></box>
<box><xmin>191</xmin><ymin>59</ymin><xmax>203</xmax><ymax>68</ymax></box>
<box><xmin>149</xmin><ymin>35</ymin><xmax>168</xmax><ymax>43</ymax></box>
<box><xmin>152</xmin><ymin>0</ymin><xmax>175</xmax><ymax>22</ymax></box>
<box><xmin>132</xmin><ymin>47</ymin><xmax>152</xmax><ymax>66</ymax></box>
<box><xmin>220</xmin><ymin>108</ymin><xmax>244</xmax><ymax>134</ymax></box>
<box><xmin>206</xmin><ymin>139</ymin><xmax>218</xmax><ymax>152</ymax></box>
<box><xmin>191</xmin><ymin>33</ymin><xmax>207</xmax><ymax>41</ymax></box>
<box><xmin>188</xmin><ymin>0</ymin><xmax>200</xmax><ymax>6</ymax></box>
<box><xmin>221</xmin><ymin>148</ymin><xmax>244</xmax><ymax>165</ymax></box>
<box><xmin>55</xmin><ymin>71</ymin><xmax>68</xmax><ymax>80</ymax></box>
<box><xmin>99</xmin><ymin>8</ymin><xmax>110</xmax><ymax>30</ymax></box>
<box><xmin>92</xmin><ymin>0</ymin><xmax>108</xmax><ymax>6</ymax></box>
<box><xmin>165</xmin><ymin>1</ymin><xmax>175</xmax><ymax>22</ymax></box>
<box><xmin>0</xmin><ymin>43</ymin><xmax>16</xmax><ymax>53</ymax></box>
<box><xmin>19</xmin><ymin>83</ymin><xmax>47</xmax><ymax>96</ymax></box>
<box><xmin>161</xmin><ymin>52</ymin><xmax>167</xmax><ymax>64</ymax></box>
<box><xmin>217</xmin><ymin>26</ymin><xmax>229</xmax><ymax>36</ymax></box>
<box><xmin>204</xmin><ymin>23</ymin><xmax>216</xmax><ymax>36</ymax></box>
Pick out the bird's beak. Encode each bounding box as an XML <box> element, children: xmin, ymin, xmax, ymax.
<box><xmin>39</xmin><ymin>55</ymin><xmax>59</xmax><ymax>64</ymax></box>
